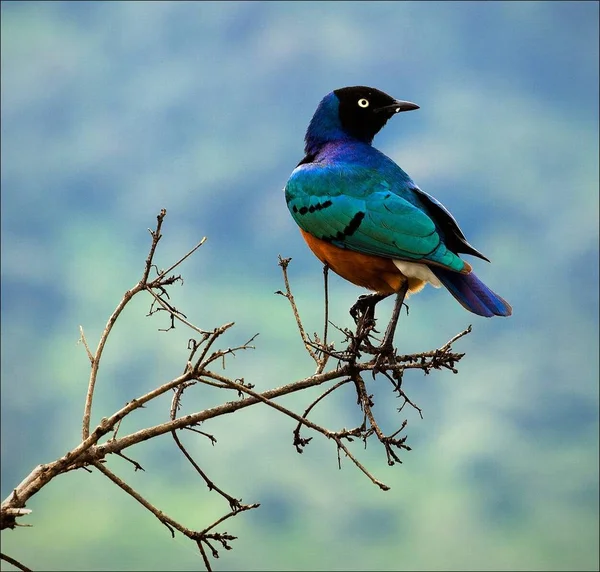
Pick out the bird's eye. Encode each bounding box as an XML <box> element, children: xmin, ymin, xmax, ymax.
<box><xmin>357</xmin><ymin>98</ymin><xmax>369</xmax><ymax>108</ymax></box>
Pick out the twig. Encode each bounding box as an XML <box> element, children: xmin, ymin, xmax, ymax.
<box><xmin>82</xmin><ymin>210</ymin><xmax>169</xmax><ymax>440</ymax></box>
<box><xmin>81</xmin><ymin>283</ymin><xmax>144</xmax><ymax>440</ymax></box>
<box><xmin>275</xmin><ymin>256</ymin><xmax>320</xmax><ymax>363</ymax></box>
<box><xmin>145</xmin><ymin>286</ymin><xmax>218</xmax><ymax>336</ymax></box>
<box><xmin>93</xmin><ymin>461</ymin><xmax>178</xmax><ymax>537</ymax></box>
<box><xmin>293</xmin><ymin>378</ymin><xmax>352</xmax><ymax>452</ymax></box>
<box><xmin>0</xmin><ymin>553</ymin><xmax>32</xmax><ymax>572</ymax></box>
<box><xmin>197</xmin><ymin>543</ymin><xmax>212</xmax><ymax>572</ymax></box>
<box><xmin>351</xmin><ymin>371</ymin><xmax>410</xmax><ymax>466</ymax></box>
<box><xmin>440</xmin><ymin>325</ymin><xmax>472</xmax><ymax>351</ymax></box>
<box><xmin>332</xmin><ymin>436</ymin><xmax>390</xmax><ymax>491</ymax></box>
<box><xmin>193</xmin><ymin>323</ymin><xmax>236</xmax><ymax>369</ymax></box>
<box><xmin>78</xmin><ymin>326</ymin><xmax>94</xmax><ymax>364</ymax></box>
<box><xmin>170</xmin><ymin>385</ymin><xmax>242</xmax><ymax>510</ymax></box>
<box><xmin>153</xmin><ymin>237</ymin><xmax>207</xmax><ymax>283</ymax></box>
<box><xmin>115</xmin><ymin>451</ymin><xmax>145</xmax><ymax>472</ymax></box>
<box><xmin>141</xmin><ymin>208</ymin><xmax>168</xmax><ymax>283</ymax></box>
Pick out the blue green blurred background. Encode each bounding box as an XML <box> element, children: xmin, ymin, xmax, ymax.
<box><xmin>1</xmin><ymin>1</ymin><xmax>598</xmax><ymax>570</ymax></box>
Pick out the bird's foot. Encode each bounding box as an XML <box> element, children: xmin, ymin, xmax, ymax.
<box><xmin>372</xmin><ymin>339</ymin><xmax>397</xmax><ymax>370</ymax></box>
<box><xmin>369</xmin><ymin>286</ymin><xmax>408</xmax><ymax>370</ymax></box>
<box><xmin>350</xmin><ymin>293</ymin><xmax>388</xmax><ymax>329</ymax></box>
<box><xmin>350</xmin><ymin>293</ymin><xmax>395</xmax><ymax>357</ymax></box>
<box><xmin>350</xmin><ymin>294</ymin><xmax>381</xmax><ymax>353</ymax></box>
<box><xmin>350</xmin><ymin>294</ymin><xmax>376</xmax><ymax>325</ymax></box>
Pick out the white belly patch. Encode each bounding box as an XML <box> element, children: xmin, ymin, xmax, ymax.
<box><xmin>392</xmin><ymin>260</ymin><xmax>442</xmax><ymax>288</ymax></box>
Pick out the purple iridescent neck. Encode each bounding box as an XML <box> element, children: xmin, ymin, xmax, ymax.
<box><xmin>304</xmin><ymin>92</ymin><xmax>363</xmax><ymax>155</ymax></box>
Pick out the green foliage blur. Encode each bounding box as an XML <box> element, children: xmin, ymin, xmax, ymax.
<box><xmin>1</xmin><ymin>2</ymin><xmax>598</xmax><ymax>570</ymax></box>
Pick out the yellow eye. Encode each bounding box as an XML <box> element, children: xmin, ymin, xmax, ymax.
<box><xmin>358</xmin><ymin>98</ymin><xmax>369</xmax><ymax>108</ymax></box>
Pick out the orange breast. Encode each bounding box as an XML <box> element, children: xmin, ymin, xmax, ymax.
<box><xmin>300</xmin><ymin>229</ymin><xmax>427</xmax><ymax>295</ymax></box>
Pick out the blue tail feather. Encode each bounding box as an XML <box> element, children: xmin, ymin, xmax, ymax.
<box><xmin>432</xmin><ymin>268</ymin><xmax>512</xmax><ymax>317</ymax></box>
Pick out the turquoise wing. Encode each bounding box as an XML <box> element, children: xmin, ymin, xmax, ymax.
<box><xmin>285</xmin><ymin>162</ymin><xmax>466</xmax><ymax>272</ymax></box>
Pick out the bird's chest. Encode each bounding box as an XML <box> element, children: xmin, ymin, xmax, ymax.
<box><xmin>300</xmin><ymin>229</ymin><xmax>409</xmax><ymax>294</ymax></box>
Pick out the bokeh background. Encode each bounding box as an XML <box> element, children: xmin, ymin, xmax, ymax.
<box><xmin>1</xmin><ymin>2</ymin><xmax>598</xmax><ymax>571</ymax></box>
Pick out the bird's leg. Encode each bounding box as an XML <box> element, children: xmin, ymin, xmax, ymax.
<box><xmin>377</xmin><ymin>281</ymin><xmax>409</xmax><ymax>357</ymax></box>
<box><xmin>350</xmin><ymin>293</ymin><xmax>389</xmax><ymax>328</ymax></box>
<box><xmin>349</xmin><ymin>293</ymin><xmax>390</xmax><ymax>353</ymax></box>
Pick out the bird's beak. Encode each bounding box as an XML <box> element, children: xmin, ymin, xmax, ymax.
<box><xmin>375</xmin><ymin>100</ymin><xmax>420</xmax><ymax>114</ymax></box>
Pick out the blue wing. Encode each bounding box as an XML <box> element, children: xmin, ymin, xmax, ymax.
<box><xmin>285</xmin><ymin>159</ymin><xmax>470</xmax><ymax>273</ymax></box>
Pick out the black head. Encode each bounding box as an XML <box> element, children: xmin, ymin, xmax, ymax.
<box><xmin>333</xmin><ymin>86</ymin><xmax>419</xmax><ymax>143</ymax></box>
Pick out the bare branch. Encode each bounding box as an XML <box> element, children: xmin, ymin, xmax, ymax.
<box><xmin>145</xmin><ymin>285</ymin><xmax>219</xmax><ymax>336</ymax></box>
<box><xmin>141</xmin><ymin>208</ymin><xmax>168</xmax><ymax>284</ymax></box>
<box><xmin>293</xmin><ymin>378</ymin><xmax>352</xmax><ymax>453</ymax></box>
<box><xmin>2</xmin><ymin>210</ymin><xmax>472</xmax><ymax>572</ymax></box>
<box><xmin>170</xmin><ymin>384</ymin><xmax>243</xmax><ymax>510</ymax></box>
<box><xmin>93</xmin><ymin>461</ymin><xmax>178</xmax><ymax>537</ymax></box>
<box><xmin>153</xmin><ymin>236</ymin><xmax>207</xmax><ymax>282</ymax></box>
<box><xmin>276</xmin><ymin>256</ymin><xmax>322</xmax><ymax>367</ymax></box>
<box><xmin>81</xmin><ymin>281</ymin><xmax>145</xmax><ymax>440</ymax></box>
<box><xmin>78</xmin><ymin>326</ymin><xmax>94</xmax><ymax>364</ymax></box>
<box><xmin>333</xmin><ymin>435</ymin><xmax>390</xmax><ymax>491</ymax></box>
<box><xmin>1</xmin><ymin>552</ymin><xmax>32</xmax><ymax>572</ymax></box>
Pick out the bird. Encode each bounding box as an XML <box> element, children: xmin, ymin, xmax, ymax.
<box><xmin>284</xmin><ymin>86</ymin><xmax>511</xmax><ymax>346</ymax></box>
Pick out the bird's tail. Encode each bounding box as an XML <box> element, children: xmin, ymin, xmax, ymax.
<box><xmin>431</xmin><ymin>267</ymin><xmax>512</xmax><ymax>317</ymax></box>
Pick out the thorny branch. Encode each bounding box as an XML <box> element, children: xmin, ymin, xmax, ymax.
<box><xmin>1</xmin><ymin>209</ymin><xmax>471</xmax><ymax>572</ymax></box>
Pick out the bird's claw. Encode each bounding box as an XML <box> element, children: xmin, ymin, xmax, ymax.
<box><xmin>372</xmin><ymin>340</ymin><xmax>397</xmax><ymax>371</ymax></box>
<box><xmin>350</xmin><ymin>295</ymin><xmax>374</xmax><ymax>325</ymax></box>
<box><xmin>350</xmin><ymin>293</ymin><xmax>387</xmax><ymax>326</ymax></box>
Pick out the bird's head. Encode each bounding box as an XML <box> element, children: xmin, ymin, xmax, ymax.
<box><xmin>304</xmin><ymin>86</ymin><xmax>419</xmax><ymax>153</ymax></box>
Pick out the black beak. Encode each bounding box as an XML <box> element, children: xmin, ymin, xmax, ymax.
<box><xmin>375</xmin><ymin>100</ymin><xmax>419</xmax><ymax>114</ymax></box>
